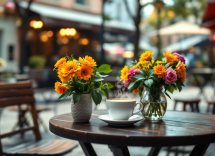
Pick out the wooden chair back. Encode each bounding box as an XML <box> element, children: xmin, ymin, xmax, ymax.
<box><xmin>0</xmin><ymin>81</ymin><xmax>41</xmax><ymax>154</ymax></box>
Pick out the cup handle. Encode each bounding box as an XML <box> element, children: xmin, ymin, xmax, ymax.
<box><xmin>132</xmin><ymin>102</ymin><xmax>143</xmax><ymax>115</ymax></box>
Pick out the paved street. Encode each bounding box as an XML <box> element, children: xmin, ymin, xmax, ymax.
<box><xmin>1</xmin><ymin>85</ymin><xmax>215</xmax><ymax>156</ymax></box>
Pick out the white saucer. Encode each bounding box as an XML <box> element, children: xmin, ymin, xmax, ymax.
<box><xmin>98</xmin><ymin>114</ymin><xmax>144</xmax><ymax>126</ymax></box>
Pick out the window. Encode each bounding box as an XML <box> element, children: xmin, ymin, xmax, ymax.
<box><xmin>75</xmin><ymin>0</ymin><xmax>87</xmax><ymax>6</ymax></box>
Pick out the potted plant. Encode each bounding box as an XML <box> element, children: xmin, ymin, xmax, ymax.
<box><xmin>54</xmin><ymin>55</ymin><xmax>114</xmax><ymax>122</ymax></box>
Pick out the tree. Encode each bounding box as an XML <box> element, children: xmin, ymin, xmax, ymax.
<box><xmin>123</xmin><ymin>0</ymin><xmax>150</xmax><ymax>61</ymax></box>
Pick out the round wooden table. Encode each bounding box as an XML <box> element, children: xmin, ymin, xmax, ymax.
<box><xmin>49</xmin><ymin>110</ymin><xmax>215</xmax><ymax>156</ymax></box>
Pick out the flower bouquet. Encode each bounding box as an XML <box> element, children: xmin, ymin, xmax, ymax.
<box><xmin>120</xmin><ymin>51</ymin><xmax>186</xmax><ymax>120</ymax></box>
<box><xmin>54</xmin><ymin>55</ymin><xmax>113</xmax><ymax>122</ymax></box>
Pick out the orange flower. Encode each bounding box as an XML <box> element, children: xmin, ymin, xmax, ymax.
<box><xmin>55</xmin><ymin>82</ymin><xmax>67</xmax><ymax>94</ymax></box>
<box><xmin>176</xmin><ymin>61</ymin><xmax>186</xmax><ymax>83</ymax></box>
<box><xmin>132</xmin><ymin>87</ymin><xmax>139</xmax><ymax>94</ymax></box>
<box><xmin>153</xmin><ymin>64</ymin><xmax>166</xmax><ymax>78</ymax></box>
<box><xmin>79</xmin><ymin>56</ymin><xmax>97</xmax><ymax>67</ymax></box>
<box><xmin>58</xmin><ymin>60</ymin><xmax>81</xmax><ymax>82</ymax></box>
<box><xmin>54</xmin><ymin>57</ymin><xmax>66</xmax><ymax>69</ymax></box>
<box><xmin>163</xmin><ymin>52</ymin><xmax>178</xmax><ymax>65</ymax></box>
<box><xmin>139</xmin><ymin>50</ymin><xmax>154</xmax><ymax>61</ymax></box>
<box><xmin>120</xmin><ymin>65</ymin><xmax>129</xmax><ymax>81</ymax></box>
<box><xmin>78</xmin><ymin>65</ymin><xmax>94</xmax><ymax>80</ymax></box>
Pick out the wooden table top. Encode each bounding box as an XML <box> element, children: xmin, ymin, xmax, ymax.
<box><xmin>49</xmin><ymin>110</ymin><xmax>215</xmax><ymax>147</ymax></box>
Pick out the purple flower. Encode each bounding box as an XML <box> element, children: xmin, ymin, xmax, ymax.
<box><xmin>173</xmin><ymin>52</ymin><xmax>186</xmax><ymax>64</ymax></box>
<box><xmin>163</xmin><ymin>68</ymin><xmax>177</xmax><ymax>84</ymax></box>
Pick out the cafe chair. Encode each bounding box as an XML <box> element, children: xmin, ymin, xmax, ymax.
<box><xmin>173</xmin><ymin>98</ymin><xmax>201</xmax><ymax>112</ymax></box>
<box><xmin>0</xmin><ymin>81</ymin><xmax>78</xmax><ymax>156</ymax></box>
<box><xmin>206</xmin><ymin>100</ymin><xmax>215</xmax><ymax>114</ymax></box>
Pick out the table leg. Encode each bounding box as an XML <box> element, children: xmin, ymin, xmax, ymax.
<box><xmin>79</xmin><ymin>141</ymin><xmax>97</xmax><ymax>156</ymax></box>
<box><xmin>189</xmin><ymin>144</ymin><xmax>210</xmax><ymax>156</ymax></box>
<box><xmin>147</xmin><ymin>147</ymin><xmax>161</xmax><ymax>156</ymax></box>
<box><xmin>194</xmin><ymin>75</ymin><xmax>207</xmax><ymax>100</ymax></box>
<box><xmin>109</xmin><ymin>145</ymin><xmax>130</xmax><ymax>156</ymax></box>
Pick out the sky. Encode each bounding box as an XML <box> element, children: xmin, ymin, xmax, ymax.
<box><xmin>143</xmin><ymin>0</ymin><xmax>174</xmax><ymax>17</ymax></box>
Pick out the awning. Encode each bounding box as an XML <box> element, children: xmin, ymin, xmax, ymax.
<box><xmin>149</xmin><ymin>21</ymin><xmax>211</xmax><ymax>36</ymax></box>
<box><xmin>19</xmin><ymin>1</ymin><xmax>135</xmax><ymax>33</ymax></box>
<box><xmin>202</xmin><ymin>1</ymin><xmax>215</xmax><ymax>31</ymax></box>
<box><xmin>202</xmin><ymin>0</ymin><xmax>215</xmax><ymax>23</ymax></box>
<box><xmin>163</xmin><ymin>35</ymin><xmax>208</xmax><ymax>51</ymax></box>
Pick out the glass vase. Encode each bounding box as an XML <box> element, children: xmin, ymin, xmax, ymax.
<box><xmin>140</xmin><ymin>86</ymin><xmax>167</xmax><ymax>121</ymax></box>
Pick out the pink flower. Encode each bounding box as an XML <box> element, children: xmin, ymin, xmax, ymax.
<box><xmin>128</xmin><ymin>68</ymin><xmax>140</xmax><ymax>79</ymax></box>
<box><xmin>123</xmin><ymin>68</ymin><xmax>140</xmax><ymax>88</ymax></box>
<box><xmin>173</xmin><ymin>53</ymin><xmax>186</xmax><ymax>64</ymax></box>
<box><xmin>163</xmin><ymin>68</ymin><xmax>177</xmax><ymax>84</ymax></box>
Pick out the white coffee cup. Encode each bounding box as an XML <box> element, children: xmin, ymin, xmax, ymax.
<box><xmin>106</xmin><ymin>98</ymin><xmax>143</xmax><ymax>120</ymax></box>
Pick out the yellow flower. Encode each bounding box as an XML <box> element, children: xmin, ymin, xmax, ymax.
<box><xmin>55</xmin><ymin>82</ymin><xmax>67</xmax><ymax>94</ymax></box>
<box><xmin>156</xmin><ymin>60</ymin><xmax>165</xmax><ymax>64</ymax></box>
<box><xmin>176</xmin><ymin>61</ymin><xmax>186</xmax><ymax>83</ymax></box>
<box><xmin>139</xmin><ymin>50</ymin><xmax>154</xmax><ymax>62</ymax></box>
<box><xmin>120</xmin><ymin>65</ymin><xmax>129</xmax><ymax>81</ymax></box>
<box><xmin>153</xmin><ymin>64</ymin><xmax>166</xmax><ymax>78</ymax></box>
<box><xmin>79</xmin><ymin>56</ymin><xmax>97</xmax><ymax>67</ymax></box>
<box><xmin>134</xmin><ymin>61</ymin><xmax>150</xmax><ymax>71</ymax></box>
<box><xmin>0</xmin><ymin>57</ymin><xmax>7</xmax><ymax>67</ymax></box>
<box><xmin>132</xmin><ymin>87</ymin><xmax>139</xmax><ymax>94</ymax></box>
<box><xmin>54</xmin><ymin>57</ymin><xmax>66</xmax><ymax>69</ymax></box>
<box><xmin>163</xmin><ymin>52</ymin><xmax>178</xmax><ymax>65</ymax></box>
<box><xmin>58</xmin><ymin>60</ymin><xmax>81</xmax><ymax>82</ymax></box>
<box><xmin>78</xmin><ymin>65</ymin><xmax>94</xmax><ymax>80</ymax></box>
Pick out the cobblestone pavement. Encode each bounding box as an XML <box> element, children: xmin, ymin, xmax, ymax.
<box><xmin>1</xmin><ymin>85</ymin><xmax>215</xmax><ymax>156</ymax></box>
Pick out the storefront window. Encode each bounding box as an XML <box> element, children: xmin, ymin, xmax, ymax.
<box><xmin>75</xmin><ymin>0</ymin><xmax>87</xmax><ymax>6</ymax></box>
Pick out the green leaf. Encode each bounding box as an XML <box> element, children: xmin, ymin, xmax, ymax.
<box><xmin>100</xmin><ymin>88</ymin><xmax>109</xmax><ymax>99</ymax></box>
<box><xmin>94</xmin><ymin>82</ymin><xmax>100</xmax><ymax>88</ymax></box>
<box><xmin>148</xmin><ymin>69</ymin><xmax>154</xmax><ymax>77</ymax></box>
<box><xmin>73</xmin><ymin>92</ymin><xmax>82</xmax><ymax>104</ymax></box>
<box><xmin>144</xmin><ymin>79</ymin><xmax>154</xmax><ymax>88</ymax></box>
<box><xmin>106</xmin><ymin>82</ymin><xmax>114</xmax><ymax>89</ymax></box>
<box><xmin>157</xmin><ymin>55</ymin><xmax>163</xmax><ymax>61</ymax></box>
<box><xmin>58</xmin><ymin>89</ymin><xmax>72</xmax><ymax>100</ymax></box>
<box><xmin>99</xmin><ymin>74</ymin><xmax>109</xmax><ymax>77</ymax></box>
<box><xmin>139</xmin><ymin>85</ymin><xmax>143</xmax><ymax>97</ymax></box>
<box><xmin>92</xmin><ymin>66</ymin><xmax>97</xmax><ymax>74</ymax></box>
<box><xmin>97</xmin><ymin>64</ymin><xmax>113</xmax><ymax>73</ymax></box>
<box><xmin>128</xmin><ymin>81</ymin><xmax>139</xmax><ymax>92</ymax></box>
<box><xmin>70</xmin><ymin>55</ymin><xmax>75</xmax><ymax>61</ymax></box>
<box><xmin>165</xmin><ymin>62</ymin><xmax>171</xmax><ymax>68</ymax></box>
<box><xmin>131</xmin><ymin>75</ymin><xmax>143</xmax><ymax>81</ymax></box>
<box><xmin>63</xmin><ymin>82</ymin><xmax>70</xmax><ymax>86</ymax></box>
<box><xmin>175</xmin><ymin>82</ymin><xmax>182</xmax><ymax>92</ymax></box>
<box><xmin>165</xmin><ymin>92</ymin><xmax>171</xmax><ymax>99</ymax></box>
<box><xmin>150</xmin><ymin>75</ymin><xmax>160</xmax><ymax>82</ymax></box>
<box><xmin>176</xmin><ymin>78</ymin><xmax>185</xmax><ymax>87</ymax></box>
<box><xmin>167</xmin><ymin>85</ymin><xmax>175</xmax><ymax>94</ymax></box>
<box><xmin>91</xmin><ymin>91</ymin><xmax>102</xmax><ymax>105</ymax></box>
<box><xmin>139</xmin><ymin>70</ymin><xmax>147</xmax><ymax>76</ymax></box>
<box><xmin>92</xmin><ymin>77</ymin><xmax>104</xmax><ymax>82</ymax></box>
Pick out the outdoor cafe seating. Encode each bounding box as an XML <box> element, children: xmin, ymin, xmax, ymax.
<box><xmin>0</xmin><ymin>81</ymin><xmax>78</xmax><ymax>155</ymax></box>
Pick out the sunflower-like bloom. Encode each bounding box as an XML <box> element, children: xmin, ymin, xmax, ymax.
<box><xmin>134</xmin><ymin>61</ymin><xmax>151</xmax><ymax>71</ymax></box>
<box><xmin>120</xmin><ymin>65</ymin><xmax>129</xmax><ymax>81</ymax></box>
<box><xmin>55</xmin><ymin>82</ymin><xmax>67</xmax><ymax>94</ymax></box>
<box><xmin>58</xmin><ymin>60</ymin><xmax>81</xmax><ymax>82</ymax></box>
<box><xmin>54</xmin><ymin>57</ymin><xmax>66</xmax><ymax>69</ymax></box>
<box><xmin>153</xmin><ymin>64</ymin><xmax>166</xmax><ymax>78</ymax></box>
<box><xmin>139</xmin><ymin>50</ymin><xmax>154</xmax><ymax>62</ymax></box>
<box><xmin>78</xmin><ymin>65</ymin><xmax>94</xmax><ymax>80</ymax></box>
<box><xmin>176</xmin><ymin>61</ymin><xmax>186</xmax><ymax>83</ymax></box>
<box><xmin>79</xmin><ymin>56</ymin><xmax>97</xmax><ymax>67</ymax></box>
<box><xmin>132</xmin><ymin>87</ymin><xmax>139</xmax><ymax>94</ymax></box>
<box><xmin>163</xmin><ymin>52</ymin><xmax>178</xmax><ymax>65</ymax></box>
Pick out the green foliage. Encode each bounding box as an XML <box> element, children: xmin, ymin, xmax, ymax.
<box><xmin>28</xmin><ymin>56</ymin><xmax>46</xmax><ymax>68</ymax></box>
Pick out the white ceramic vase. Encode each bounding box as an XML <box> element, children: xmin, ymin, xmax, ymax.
<box><xmin>71</xmin><ymin>94</ymin><xmax>92</xmax><ymax>122</ymax></box>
